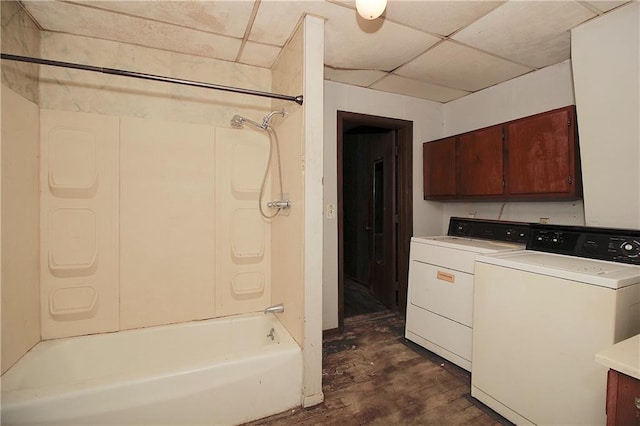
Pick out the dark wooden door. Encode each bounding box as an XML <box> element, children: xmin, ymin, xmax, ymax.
<box><xmin>423</xmin><ymin>137</ymin><xmax>456</xmax><ymax>199</ymax></box>
<box><xmin>368</xmin><ymin>131</ymin><xmax>396</xmax><ymax>309</ymax></box>
<box><xmin>343</xmin><ymin>134</ymin><xmax>371</xmax><ymax>285</ymax></box>
<box><xmin>458</xmin><ymin>125</ymin><xmax>504</xmax><ymax>196</ymax></box>
<box><xmin>506</xmin><ymin>106</ymin><xmax>576</xmax><ymax>196</ymax></box>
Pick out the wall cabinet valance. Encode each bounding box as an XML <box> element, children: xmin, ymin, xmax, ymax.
<box><xmin>423</xmin><ymin>106</ymin><xmax>581</xmax><ymax>201</ymax></box>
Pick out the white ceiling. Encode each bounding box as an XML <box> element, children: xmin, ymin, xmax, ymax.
<box><xmin>20</xmin><ymin>0</ymin><xmax>629</xmax><ymax>103</ymax></box>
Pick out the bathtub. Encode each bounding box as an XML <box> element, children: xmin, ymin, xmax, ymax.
<box><xmin>1</xmin><ymin>313</ymin><xmax>302</xmax><ymax>425</ymax></box>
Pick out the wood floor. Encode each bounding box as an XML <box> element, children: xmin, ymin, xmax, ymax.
<box><xmin>245</xmin><ymin>310</ymin><xmax>512</xmax><ymax>425</ymax></box>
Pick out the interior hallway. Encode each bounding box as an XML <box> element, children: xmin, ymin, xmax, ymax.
<box><xmin>246</xmin><ymin>298</ymin><xmax>512</xmax><ymax>425</ymax></box>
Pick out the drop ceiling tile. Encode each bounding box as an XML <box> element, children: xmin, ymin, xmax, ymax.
<box><xmin>395</xmin><ymin>41</ymin><xmax>533</xmax><ymax>92</ymax></box>
<box><xmin>70</xmin><ymin>1</ymin><xmax>255</xmax><ymax>38</ymax></box>
<box><xmin>324</xmin><ymin>67</ymin><xmax>387</xmax><ymax>87</ymax></box>
<box><xmin>239</xmin><ymin>42</ymin><xmax>282</xmax><ymax>68</ymax></box>
<box><xmin>252</xmin><ymin>1</ymin><xmax>441</xmax><ymax>71</ymax></box>
<box><xmin>250</xmin><ymin>1</ymin><xmax>329</xmax><ymax>46</ymax></box>
<box><xmin>22</xmin><ymin>1</ymin><xmax>242</xmax><ymax>61</ymax></box>
<box><xmin>322</xmin><ymin>9</ymin><xmax>441</xmax><ymax>70</ymax></box>
<box><xmin>383</xmin><ymin>1</ymin><xmax>504</xmax><ymax>37</ymax></box>
<box><xmin>586</xmin><ymin>1</ymin><xmax>629</xmax><ymax>13</ymax></box>
<box><xmin>371</xmin><ymin>74</ymin><xmax>470</xmax><ymax>103</ymax></box>
<box><xmin>452</xmin><ymin>1</ymin><xmax>596</xmax><ymax>68</ymax></box>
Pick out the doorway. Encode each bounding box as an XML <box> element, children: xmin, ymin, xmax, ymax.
<box><xmin>337</xmin><ymin>111</ymin><xmax>413</xmax><ymax>329</ymax></box>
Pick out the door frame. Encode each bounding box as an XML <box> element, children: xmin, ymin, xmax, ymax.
<box><xmin>337</xmin><ymin>111</ymin><xmax>413</xmax><ymax>330</ymax></box>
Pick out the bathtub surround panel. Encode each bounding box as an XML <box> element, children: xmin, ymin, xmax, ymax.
<box><xmin>39</xmin><ymin>110</ymin><xmax>118</xmax><ymax>340</ymax></box>
<box><xmin>120</xmin><ymin>117</ymin><xmax>215</xmax><ymax>329</ymax></box>
<box><xmin>1</xmin><ymin>1</ymin><xmax>40</xmax><ymax>104</ymax></box>
<box><xmin>1</xmin><ymin>313</ymin><xmax>302</xmax><ymax>425</ymax></box>
<box><xmin>215</xmin><ymin>127</ymin><xmax>271</xmax><ymax>317</ymax></box>
<box><xmin>271</xmin><ymin>18</ymin><xmax>305</xmax><ymax>347</ymax></box>
<box><xmin>270</xmin><ymin>107</ymin><xmax>304</xmax><ymax>344</ymax></box>
<box><xmin>39</xmin><ymin>32</ymin><xmax>272</xmax><ymax>127</ymax></box>
<box><xmin>1</xmin><ymin>86</ymin><xmax>41</xmax><ymax>373</ymax></box>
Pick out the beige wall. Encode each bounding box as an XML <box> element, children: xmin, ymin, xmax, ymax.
<box><xmin>269</xmin><ymin>15</ymin><xmax>325</xmax><ymax>407</ymax></box>
<box><xmin>1</xmin><ymin>1</ymin><xmax>41</xmax><ymax>374</ymax></box>
<box><xmin>1</xmin><ymin>87</ymin><xmax>41</xmax><ymax>373</ymax></box>
<box><xmin>39</xmin><ymin>32</ymin><xmax>272</xmax><ymax>127</ymax></box>
<box><xmin>1</xmin><ymin>1</ymin><xmax>40</xmax><ymax>103</ymax></box>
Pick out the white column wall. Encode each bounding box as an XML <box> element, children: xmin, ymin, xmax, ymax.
<box><xmin>572</xmin><ymin>2</ymin><xmax>640</xmax><ymax>229</ymax></box>
<box><xmin>323</xmin><ymin>81</ymin><xmax>444</xmax><ymax>330</ymax></box>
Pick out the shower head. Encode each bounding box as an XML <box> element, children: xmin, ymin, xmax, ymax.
<box><xmin>230</xmin><ymin>110</ymin><xmax>287</xmax><ymax>130</ymax></box>
<box><xmin>230</xmin><ymin>114</ymin><xmax>265</xmax><ymax>129</ymax></box>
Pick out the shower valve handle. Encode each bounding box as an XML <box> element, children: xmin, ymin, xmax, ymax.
<box><xmin>267</xmin><ymin>199</ymin><xmax>291</xmax><ymax>209</ymax></box>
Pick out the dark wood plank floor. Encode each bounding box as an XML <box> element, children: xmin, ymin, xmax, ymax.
<box><xmin>245</xmin><ymin>311</ymin><xmax>513</xmax><ymax>426</ymax></box>
<box><xmin>344</xmin><ymin>278</ymin><xmax>388</xmax><ymax>318</ymax></box>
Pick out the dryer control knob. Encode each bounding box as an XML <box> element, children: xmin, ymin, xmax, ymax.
<box><xmin>620</xmin><ymin>240</ymin><xmax>640</xmax><ymax>257</ymax></box>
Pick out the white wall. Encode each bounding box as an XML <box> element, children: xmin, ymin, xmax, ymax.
<box><xmin>441</xmin><ymin>60</ymin><xmax>586</xmax><ymax>229</ymax></box>
<box><xmin>572</xmin><ymin>2</ymin><xmax>640</xmax><ymax>229</ymax></box>
<box><xmin>301</xmin><ymin>15</ymin><xmax>326</xmax><ymax>407</ymax></box>
<box><xmin>323</xmin><ymin>81</ymin><xmax>444</xmax><ymax>330</ymax></box>
<box><xmin>322</xmin><ymin>59</ymin><xmax>590</xmax><ymax>331</ymax></box>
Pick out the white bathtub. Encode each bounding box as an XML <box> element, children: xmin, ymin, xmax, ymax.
<box><xmin>1</xmin><ymin>313</ymin><xmax>302</xmax><ymax>425</ymax></box>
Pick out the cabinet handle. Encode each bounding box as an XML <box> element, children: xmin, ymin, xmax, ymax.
<box><xmin>437</xmin><ymin>271</ymin><xmax>455</xmax><ymax>283</ymax></box>
<box><xmin>635</xmin><ymin>397</ymin><xmax>640</xmax><ymax>410</ymax></box>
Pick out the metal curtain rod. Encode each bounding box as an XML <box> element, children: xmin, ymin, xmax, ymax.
<box><xmin>0</xmin><ymin>53</ymin><xmax>304</xmax><ymax>105</ymax></box>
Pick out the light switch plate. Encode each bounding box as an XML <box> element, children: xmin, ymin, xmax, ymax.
<box><xmin>326</xmin><ymin>203</ymin><xmax>336</xmax><ymax>219</ymax></box>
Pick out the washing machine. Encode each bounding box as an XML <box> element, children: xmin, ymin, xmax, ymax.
<box><xmin>472</xmin><ymin>223</ymin><xmax>640</xmax><ymax>425</ymax></box>
<box><xmin>405</xmin><ymin>217</ymin><xmax>531</xmax><ymax>371</ymax></box>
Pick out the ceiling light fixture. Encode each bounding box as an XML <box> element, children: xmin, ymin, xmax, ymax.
<box><xmin>355</xmin><ymin>0</ymin><xmax>387</xmax><ymax>20</ymax></box>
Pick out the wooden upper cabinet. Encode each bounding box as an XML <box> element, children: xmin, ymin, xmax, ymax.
<box><xmin>505</xmin><ymin>106</ymin><xmax>581</xmax><ymax>199</ymax></box>
<box><xmin>423</xmin><ymin>137</ymin><xmax>456</xmax><ymax>199</ymax></box>
<box><xmin>457</xmin><ymin>125</ymin><xmax>504</xmax><ymax>197</ymax></box>
<box><xmin>421</xmin><ymin>105</ymin><xmax>581</xmax><ymax>201</ymax></box>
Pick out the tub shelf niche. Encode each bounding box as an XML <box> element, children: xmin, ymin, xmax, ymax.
<box><xmin>231</xmin><ymin>272</ymin><xmax>265</xmax><ymax>299</ymax></box>
<box><xmin>230</xmin><ymin>208</ymin><xmax>265</xmax><ymax>261</ymax></box>
<box><xmin>48</xmin><ymin>208</ymin><xmax>98</xmax><ymax>277</ymax></box>
<box><xmin>48</xmin><ymin>126</ymin><xmax>99</xmax><ymax>198</ymax></box>
<box><xmin>49</xmin><ymin>285</ymin><xmax>98</xmax><ymax>320</ymax></box>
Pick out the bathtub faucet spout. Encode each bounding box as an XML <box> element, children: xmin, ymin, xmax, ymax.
<box><xmin>264</xmin><ymin>303</ymin><xmax>284</xmax><ymax>314</ymax></box>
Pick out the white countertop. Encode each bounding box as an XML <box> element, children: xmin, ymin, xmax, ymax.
<box><xmin>595</xmin><ymin>334</ymin><xmax>640</xmax><ymax>380</ymax></box>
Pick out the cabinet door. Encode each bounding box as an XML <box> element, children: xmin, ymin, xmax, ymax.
<box><xmin>606</xmin><ymin>369</ymin><xmax>640</xmax><ymax>426</ymax></box>
<box><xmin>506</xmin><ymin>106</ymin><xmax>579</xmax><ymax>198</ymax></box>
<box><xmin>458</xmin><ymin>125</ymin><xmax>504</xmax><ymax>197</ymax></box>
<box><xmin>423</xmin><ymin>137</ymin><xmax>456</xmax><ymax>199</ymax></box>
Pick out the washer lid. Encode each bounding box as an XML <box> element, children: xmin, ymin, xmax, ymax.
<box><xmin>476</xmin><ymin>250</ymin><xmax>640</xmax><ymax>289</ymax></box>
<box><xmin>411</xmin><ymin>236</ymin><xmax>525</xmax><ymax>254</ymax></box>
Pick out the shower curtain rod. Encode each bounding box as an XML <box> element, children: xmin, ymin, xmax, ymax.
<box><xmin>0</xmin><ymin>53</ymin><xmax>304</xmax><ymax>105</ymax></box>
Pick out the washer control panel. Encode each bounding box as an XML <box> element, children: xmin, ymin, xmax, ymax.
<box><xmin>528</xmin><ymin>224</ymin><xmax>640</xmax><ymax>265</ymax></box>
<box><xmin>448</xmin><ymin>217</ymin><xmax>531</xmax><ymax>243</ymax></box>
